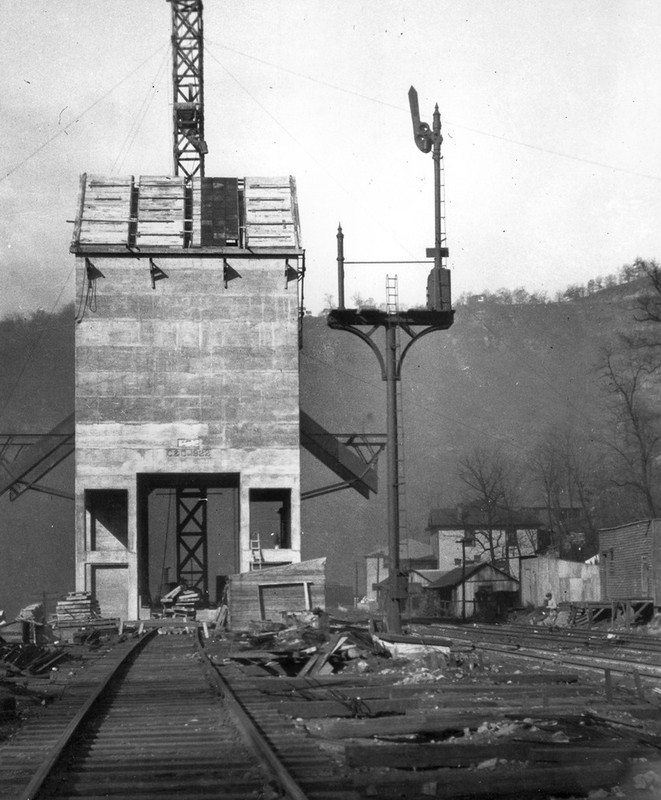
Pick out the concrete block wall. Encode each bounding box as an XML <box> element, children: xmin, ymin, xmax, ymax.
<box><xmin>75</xmin><ymin>254</ymin><xmax>301</xmax><ymax>618</ymax></box>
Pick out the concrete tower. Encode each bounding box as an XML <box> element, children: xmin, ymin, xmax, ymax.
<box><xmin>70</xmin><ymin>173</ymin><xmax>304</xmax><ymax>620</ymax></box>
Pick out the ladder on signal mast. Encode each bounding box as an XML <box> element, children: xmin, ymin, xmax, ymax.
<box><xmin>386</xmin><ymin>275</ymin><xmax>409</xmax><ymax>555</ymax></box>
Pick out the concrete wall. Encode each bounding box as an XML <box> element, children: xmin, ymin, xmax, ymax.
<box><xmin>75</xmin><ymin>254</ymin><xmax>301</xmax><ymax>618</ymax></box>
<box><xmin>520</xmin><ymin>556</ymin><xmax>600</xmax><ymax>607</ymax></box>
<box><xmin>599</xmin><ymin>520</ymin><xmax>661</xmax><ymax>603</ymax></box>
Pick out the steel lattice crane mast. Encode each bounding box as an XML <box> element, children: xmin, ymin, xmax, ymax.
<box><xmin>168</xmin><ymin>0</ymin><xmax>208</xmax><ymax>180</ymax></box>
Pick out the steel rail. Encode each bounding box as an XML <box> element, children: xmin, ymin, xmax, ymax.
<box><xmin>483</xmin><ymin>622</ymin><xmax>661</xmax><ymax>653</ymax></box>
<box><xmin>18</xmin><ymin>629</ymin><xmax>157</xmax><ymax>800</ymax></box>
<box><xmin>425</xmin><ymin>621</ymin><xmax>661</xmax><ymax>658</ymax></box>
<box><xmin>194</xmin><ymin>631</ymin><xmax>310</xmax><ymax>800</ymax></box>
<box><xmin>428</xmin><ymin>623</ymin><xmax>661</xmax><ymax>679</ymax></box>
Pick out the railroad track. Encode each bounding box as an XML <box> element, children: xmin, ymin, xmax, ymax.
<box><xmin>413</xmin><ymin>621</ymin><xmax>661</xmax><ymax>681</ymax></box>
<box><xmin>3</xmin><ymin>624</ymin><xmax>661</xmax><ymax>799</ymax></box>
<box><xmin>0</xmin><ymin>630</ymin><xmax>319</xmax><ymax>800</ymax></box>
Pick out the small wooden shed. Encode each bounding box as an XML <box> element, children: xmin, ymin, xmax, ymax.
<box><xmin>227</xmin><ymin>558</ymin><xmax>326</xmax><ymax>630</ymax></box>
<box><xmin>423</xmin><ymin>562</ymin><xmax>519</xmax><ymax>619</ymax></box>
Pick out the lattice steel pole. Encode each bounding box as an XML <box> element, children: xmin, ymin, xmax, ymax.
<box><xmin>168</xmin><ymin>0</ymin><xmax>208</xmax><ymax>180</ymax></box>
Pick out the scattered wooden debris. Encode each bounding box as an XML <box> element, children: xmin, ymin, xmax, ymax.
<box><xmin>212</xmin><ymin>614</ymin><xmax>661</xmax><ymax>800</ymax></box>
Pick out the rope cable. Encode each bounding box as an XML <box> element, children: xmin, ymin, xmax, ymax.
<box><xmin>112</xmin><ymin>47</ymin><xmax>170</xmax><ymax>174</ymax></box>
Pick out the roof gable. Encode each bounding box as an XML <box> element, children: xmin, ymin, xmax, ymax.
<box><xmin>425</xmin><ymin>561</ymin><xmax>518</xmax><ymax>589</ymax></box>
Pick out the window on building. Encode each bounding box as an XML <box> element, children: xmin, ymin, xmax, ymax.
<box><xmin>454</xmin><ymin>558</ymin><xmax>462</xmax><ymax>566</ymax></box>
<box><xmin>608</xmin><ymin>549</ymin><xmax>615</xmax><ymax>576</ymax></box>
<box><xmin>463</xmin><ymin>529</ymin><xmax>476</xmax><ymax>547</ymax></box>
<box><xmin>506</xmin><ymin>527</ymin><xmax>517</xmax><ymax>548</ymax></box>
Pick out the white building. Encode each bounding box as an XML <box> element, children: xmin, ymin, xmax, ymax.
<box><xmin>426</xmin><ymin>505</ymin><xmax>546</xmax><ymax>576</ymax></box>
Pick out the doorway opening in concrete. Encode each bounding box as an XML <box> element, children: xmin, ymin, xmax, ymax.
<box><xmin>85</xmin><ymin>489</ymin><xmax>129</xmax><ymax>550</ymax></box>
<box><xmin>137</xmin><ymin>473</ymin><xmax>240</xmax><ymax>608</ymax></box>
<box><xmin>249</xmin><ymin>488</ymin><xmax>291</xmax><ymax>550</ymax></box>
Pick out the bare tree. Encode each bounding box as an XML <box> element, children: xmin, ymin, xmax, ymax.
<box><xmin>602</xmin><ymin>350</ymin><xmax>661</xmax><ymax>517</ymax></box>
<box><xmin>456</xmin><ymin>445</ymin><xmax>521</xmax><ymax>562</ymax></box>
<box><xmin>529</xmin><ymin>425</ymin><xmax>602</xmax><ymax>553</ymax></box>
<box><xmin>632</xmin><ymin>259</ymin><xmax>661</xmax><ymax>363</ymax></box>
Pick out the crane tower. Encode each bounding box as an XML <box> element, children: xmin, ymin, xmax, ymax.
<box><xmin>169</xmin><ymin>0</ymin><xmax>208</xmax><ymax>180</ymax></box>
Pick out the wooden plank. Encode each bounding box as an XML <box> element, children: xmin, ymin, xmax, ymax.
<box><xmin>77</xmin><ymin>174</ymin><xmax>133</xmax><ymax>246</ymax></box>
<box><xmin>244</xmin><ymin>175</ymin><xmax>300</xmax><ymax>248</ymax></box>
<box><xmin>351</xmin><ymin>762</ymin><xmax>627</xmax><ymax>798</ymax></box>
<box><xmin>306</xmin><ymin>709</ymin><xmax>591</xmax><ymax>739</ymax></box>
<box><xmin>345</xmin><ymin>740</ymin><xmax>653</xmax><ymax>769</ymax></box>
<box><xmin>136</xmin><ymin>175</ymin><xmax>185</xmax><ymax>247</ymax></box>
<box><xmin>70</xmin><ymin>172</ymin><xmax>87</xmax><ymax>248</ymax></box>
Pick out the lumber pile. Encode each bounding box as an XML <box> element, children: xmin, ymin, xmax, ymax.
<box><xmin>161</xmin><ymin>585</ymin><xmax>203</xmax><ymax>619</ymax></box>
<box><xmin>56</xmin><ymin>592</ymin><xmax>101</xmax><ymax>623</ymax></box>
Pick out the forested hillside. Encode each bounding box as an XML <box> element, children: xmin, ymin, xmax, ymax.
<box><xmin>299</xmin><ymin>270</ymin><xmax>661</xmax><ymax>575</ymax></box>
<box><xmin>1</xmin><ymin>267</ymin><xmax>659</xmax><ymax>613</ymax></box>
<box><xmin>0</xmin><ymin>305</ymin><xmax>75</xmax><ymax>617</ymax></box>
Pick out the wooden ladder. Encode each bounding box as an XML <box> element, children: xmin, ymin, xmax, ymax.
<box><xmin>249</xmin><ymin>536</ymin><xmax>263</xmax><ymax>570</ymax></box>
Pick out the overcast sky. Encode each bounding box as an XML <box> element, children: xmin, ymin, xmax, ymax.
<box><xmin>2</xmin><ymin>0</ymin><xmax>660</xmax><ymax>318</ymax></box>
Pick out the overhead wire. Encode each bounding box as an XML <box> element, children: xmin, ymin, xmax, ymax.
<box><xmin>2</xmin><ymin>43</ymin><xmax>168</xmax><ymax>184</ymax></box>
<box><xmin>1</xmin><ymin>44</ymin><xmax>168</xmax><ymax>423</ymax></box>
<box><xmin>112</xmin><ymin>46</ymin><xmax>170</xmax><ymax>174</ymax></box>
<box><xmin>203</xmin><ymin>43</ymin><xmax>423</xmax><ymax>263</ymax></box>
<box><xmin>207</xmin><ymin>39</ymin><xmax>661</xmax><ymax>183</ymax></box>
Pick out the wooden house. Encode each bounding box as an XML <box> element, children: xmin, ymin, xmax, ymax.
<box><xmin>426</xmin><ymin>505</ymin><xmax>545</xmax><ymax>576</ymax></box>
<box><xmin>364</xmin><ymin>539</ymin><xmax>436</xmax><ymax>602</ymax></box>
<box><xmin>423</xmin><ymin>562</ymin><xmax>519</xmax><ymax>620</ymax></box>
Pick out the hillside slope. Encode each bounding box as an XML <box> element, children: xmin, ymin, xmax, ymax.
<box><xmin>0</xmin><ymin>286</ymin><xmax>646</xmax><ymax>612</ymax></box>
<box><xmin>299</xmin><ymin>289</ymin><xmax>643</xmax><ymax>580</ymax></box>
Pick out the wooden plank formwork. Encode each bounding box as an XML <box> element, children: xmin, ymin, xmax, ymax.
<box><xmin>74</xmin><ymin>174</ymin><xmax>134</xmax><ymax>247</ymax></box>
<box><xmin>244</xmin><ymin>176</ymin><xmax>301</xmax><ymax>249</ymax></box>
<box><xmin>136</xmin><ymin>175</ymin><xmax>186</xmax><ymax>246</ymax></box>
